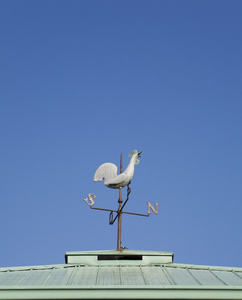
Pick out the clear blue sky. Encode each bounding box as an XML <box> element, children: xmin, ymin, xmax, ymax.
<box><xmin>0</xmin><ymin>0</ymin><xmax>242</xmax><ymax>268</ymax></box>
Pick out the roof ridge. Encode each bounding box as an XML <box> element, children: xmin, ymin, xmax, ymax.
<box><xmin>1</xmin><ymin>262</ymin><xmax>242</xmax><ymax>274</ymax></box>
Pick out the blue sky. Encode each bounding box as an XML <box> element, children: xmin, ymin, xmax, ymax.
<box><xmin>0</xmin><ymin>0</ymin><xmax>242</xmax><ymax>268</ymax></box>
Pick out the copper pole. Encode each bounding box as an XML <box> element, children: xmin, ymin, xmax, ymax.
<box><xmin>117</xmin><ymin>153</ymin><xmax>123</xmax><ymax>250</ymax></box>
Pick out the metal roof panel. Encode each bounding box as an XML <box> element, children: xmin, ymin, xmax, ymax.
<box><xmin>0</xmin><ymin>271</ymin><xmax>29</xmax><ymax>286</ymax></box>
<box><xmin>97</xmin><ymin>266</ymin><xmax>120</xmax><ymax>285</ymax></box>
<box><xmin>141</xmin><ymin>266</ymin><xmax>171</xmax><ymax>285</ymax></box>
<box><xmin>44</xmin><ymin>267</ymin><xmax>74</xmax><ymax>286</ymax></box>
<box><xmin>71</xmin><ymin>266</ymin><xmax>98</xmax><ymax>285</ymax></box>
<box><xmin>213</xmin><ymin>270</ymin><xmax>242</xmax><ymax>286</ymax></box>
<box><xmin>165</xmin><ymin>266</ymin><xmax>200</xmax><ymax>285</ymax></box>
<box><xmin>189</xmin><ymin>269</ymin><xmax>225</xmax><ymax>286</ymax></box>
<box><xmin>120</xmin><ymin>266</ymin><xmax>145</xmax><ymax>285</ymax></box>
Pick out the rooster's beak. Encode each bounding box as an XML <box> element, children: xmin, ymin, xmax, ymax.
<box><xmin>138</xmin><ymin>151</ymin><xmax>142</xmax><ymax>157</ymax></box>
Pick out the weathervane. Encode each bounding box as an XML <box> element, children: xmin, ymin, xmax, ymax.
<box><xmin>83</xmin><ymin>150</ymin><xmax>158</xmax><ymax>250</ymax></box>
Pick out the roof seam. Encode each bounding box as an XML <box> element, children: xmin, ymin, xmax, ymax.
<box><xmin>119</xmin><ymin>265</ymin><xmax>122</xmax><ymax>285</ymax></box>
<box><xmin>95</xmin><ymin>265</ymin><xmax>100</xmax><ymax>285</ymax></box>
<box><xmin>15</xmin><ymin>270</ymin><xmax>32</xmax><ymax>286</ymax></box>
<box><xmin>185</xmin><ymin>267</ymin><xmax>202</xmax><ymax>285</ymax></box>
<box><xmin>208</xmin><ymin>269</ymin><xmax>227</xmax><ymax>286</ymax></box>
<box><xmin>161</xmin><ymin>266</ymin><xmax>176</xmax><ymax>285</ymax></box>
<box><xmin>139</xmin><ymin>266</ymin><xmax>148</xmax><ymax>285</ymax></box>
<box><xmin>232</xmin><ymin>270</ymin><xmax>242</xmax><ymax>280</ymax></box>
<box><xmin>66</xmin><ymin>265</ymin><xmax>79</xmax><ymax>285</ymax></box>
<box><xmin>42</xmin><ymin>268</ymin><xmax>54</xmax><ymax>285</ymax></box>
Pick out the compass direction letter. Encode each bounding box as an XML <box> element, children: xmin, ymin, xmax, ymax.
<box><xmin>84</xmin><ymin>193</ymin><xmax>96</xmax><ymax>207</ymax></box>
<box><xmin>147</xmin><ymin>202</ymin><xmax>159</xmax><ymax>215</ymax></box>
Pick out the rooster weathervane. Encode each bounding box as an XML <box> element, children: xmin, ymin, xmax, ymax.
<box><xmin>83</xmin><ymin>150</ymin><xmax>158</xmax><ymax>250</ymax></box>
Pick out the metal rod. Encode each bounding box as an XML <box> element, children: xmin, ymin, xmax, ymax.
<box><xmin>90</xmin><ymin>207</ymin><xmax>118</xmax><ymax>213</ymax></box>
<box><xmin>108</xmin><ymin>184</ymin><xmax>131</xmax><ymax>225</ymax></box>
<box><xmin>91</xmin><ymin>206</ymin><xmax>150</xmax><ymax>218</ymax></box>
<box><xmin>120</xmin><ymin>211</ymin><xmax>150</xmax><ymax>217</ymax></box>
<box><xmin>120</xmin><ymin>184</ymin><xmax>131</xmax><ymax>212</ymax></box>
<box><xmin>117</xmin><ymin>153</ymin><xmax>123</xmax><ymax>250</ymax></box>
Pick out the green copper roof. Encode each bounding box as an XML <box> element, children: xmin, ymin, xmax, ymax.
<box><xmin>0</xmin><ymin>249</ymin><xmax>242</xmax><ymax>299</ymax></box>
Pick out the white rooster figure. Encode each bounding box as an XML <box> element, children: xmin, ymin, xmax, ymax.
<box><xmin>94</xmin><ymin>150</ymin><xmax>142</xmax><ymax>189</ymax></box>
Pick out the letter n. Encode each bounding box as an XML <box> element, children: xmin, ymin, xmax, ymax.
<box><xmin>147</xmin><ymin>202</ymin><xmax>158</xmax><ymax>215</ymax></box>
